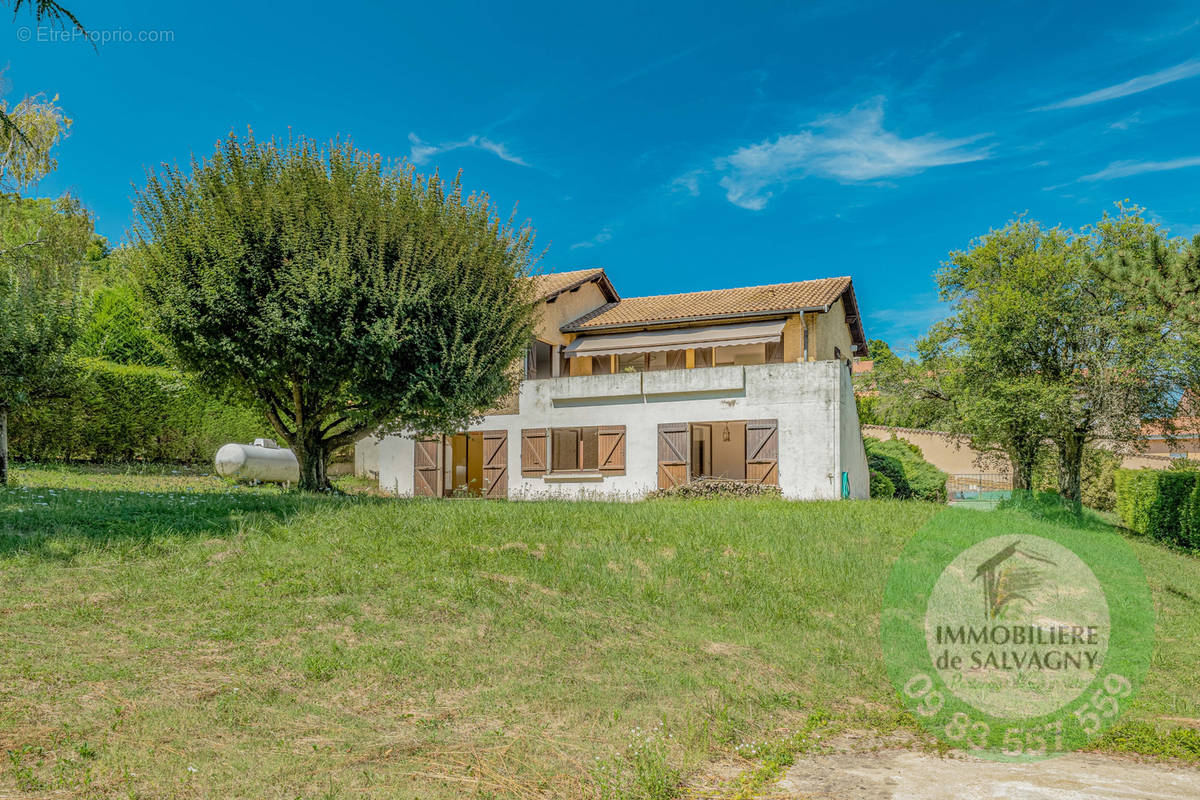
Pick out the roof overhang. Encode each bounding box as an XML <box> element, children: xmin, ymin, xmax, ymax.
<box><xmin>563</xmin><ymin>319</ymin><xmax>785</xmax><ymax>358</ymax></box>
<box><xmin>539</xmin><ymin>270</ymin><xmax>619</xmax><ymax>304</ymax></box>
<box><xmin>840</xmin><ymin>281</ymin><xmax>868</xmax><ymax>358</ymax></box>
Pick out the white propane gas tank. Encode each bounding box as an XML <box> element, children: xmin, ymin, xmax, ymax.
<box><xmin>214</xmin><ymin>440</ymin><xmax>300</xmax><ymax>483</ymax></box>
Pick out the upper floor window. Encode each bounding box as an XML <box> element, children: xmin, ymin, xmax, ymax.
<box><xmin>526</xmin><ymin>339</ymin><xmax>553</xmax><ymax>380</ymax></box>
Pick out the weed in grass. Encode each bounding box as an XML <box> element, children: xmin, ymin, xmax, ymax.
<box><xmin>724</xmin><ymin>711</ymin><xmax>828</xmax><ymax>799</ymax></box>
<box><xmin>592</xmin><ymin>723</ymin><xmax>681</xmax><ymax>800</ymax></box>
<box><xmin>7</xmin><ymin>746</ymin><xmax>47</xmax><ymax>792</ymax></box>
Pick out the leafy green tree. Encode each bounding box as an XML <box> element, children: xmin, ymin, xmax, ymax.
<box><xmin>0</xmin><ymin>194</ymin><xmax>92</xmax><ymax>483</ymax></box>
<box><xmin>134</xmin><ymin>134</ymin><xmax>539</xmax><ymax>491</ymax></box>
<box><xmin>859</xmin><ymin>339</ymin><xmax>958</xmax><ymax>432</ymax></box>
<box><xmin>1</xmin><ymin>1</ymin><xmax>84</xmax><ymax>154</ymax></box>
<box><xmin>0</xmin><ymin>91</ymin><xmax>72</xmax><ymax>189</ymax></box>
<box><xmin>920</xmin><ymin>208</ymin><xmax>1185</xmax><ymax>504</ymax></box>
<box><xmin>76</xmin><ymin>247</ymin><xmax>172</xmax><ymax>366</ymax></box>
<box><xmin>1098</xmin><ymin>219</ymin><xmax>1200</xmax><ymax>353</ymax></box>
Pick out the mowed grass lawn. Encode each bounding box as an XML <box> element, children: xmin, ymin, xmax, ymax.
<box><xmin>1</xmin><ymin>464</ymin><xmax>1198</xmax><ymax>799</ymax></box>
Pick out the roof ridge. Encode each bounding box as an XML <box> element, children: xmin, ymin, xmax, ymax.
<box><xmin>534</xmin><ymin>267</ymin><xmax>603</xmax><ymax>276</ymax></box>
<box><xmin>612</xmin><ymin>275</ymin><xmax>851</xmax><ymax>303</ymax></box>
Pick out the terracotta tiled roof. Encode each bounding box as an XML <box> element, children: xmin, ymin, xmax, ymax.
<box><xmin>1141</xmin><ymin>416</ymin><xmax>1200</xmax><ymax>437</ymax></box>
<box><xmin>562</xmin><ymin>276</ymin><xmax>852</xmax><ymax>330</ymax></box>
<box><xmin>562</xmin><ymin>275</ymin><xmax>867</xmax><ymax>355</ymax></box>
<box><xmin>531</xmin><ymin>269</ymin><xmax>616</xmax><ymax>301</ymax></box>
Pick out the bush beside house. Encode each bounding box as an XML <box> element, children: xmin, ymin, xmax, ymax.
<box><xmin>1114</xmin><ymin>467</ymin><xmax>1200</xmax><ymax>549</ymax></box>
<box><xmin>864</xmin><ymin>436</ymin><xmax>947</xmax><ymax>502</ymax></box>
<box><xmin>869</xmin><ymin>469</ymin><xmax>896</xmax><ymax>499</ymax></box>
<box><xmin>10</xmin><ymin>359</ymin><xmax>263</xmax><ymax>463</ymax></box>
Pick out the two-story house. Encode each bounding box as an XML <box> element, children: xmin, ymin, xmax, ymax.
<box><xmin>367</xmin><ymin>268</ymin><xmax>870</xmax><ymax>500</ymax></box>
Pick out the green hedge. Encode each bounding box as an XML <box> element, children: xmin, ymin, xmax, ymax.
<box><xmin>1114</xmin><ymin>468</ymin><xmax>1200</xmax><ymax>548</ymax></box>
<box><xmin>9</xmin><ymin>359</ymin><xmax>266</xmax><ymax>463</ymax></box>
<box><xmin>869</xmin><ymin>469</ymin><xmax>896</xmax><ymax>499</ymax></box>
<box><xmin>863</xmin><ymin>436</ymin><xmax>947</xmax><ymax>503</ymax></box>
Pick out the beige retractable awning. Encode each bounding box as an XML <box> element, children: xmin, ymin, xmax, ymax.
<box><xmin>563</xmin><ymin>319</ymin><xmax>785</xmax><ymax>358</ymax></box>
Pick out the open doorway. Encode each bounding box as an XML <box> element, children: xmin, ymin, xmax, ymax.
<box><xmin>689</xmin><ymin>421</ymin><xmax>746</xmax><ymax>480</ymax></box>
<box><xmin>444</xmin><ymin>432</ymin><xmax>485</xmax><ymax>496</ymax></box>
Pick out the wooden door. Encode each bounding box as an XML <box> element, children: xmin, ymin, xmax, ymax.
<box><xmin>745</xmin><ymin>419</ymin><xmax>779</xmax><ymax>485</ymax></box>
<box><xmin>597</xmin><ymin>426</ymin><xmax>626</xmax><ymax>475</ymax></box>
<box><xmin>521</xmin><ymin>428</ymin><xmax>548</xmax><ymax>476</ymax></box>
<box><xmin>657</xmin><ymin>423</ymin><xmax>688</xmax><ymax>489</ymax></box>
<box><xmin>414</xmin><ymin>436</ymin><xmax>441</xmax><ymax>496</ymax></box>
<box><xmin>481</xmin><ymin>430</ymin><xmax>508</xmax><ymax>499</ymax></box>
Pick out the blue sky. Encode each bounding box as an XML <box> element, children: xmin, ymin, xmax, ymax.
<box><xmin>7</xmin><ymin>1</ymin><xmax>1200</xmax><ymax>351</ymax></box>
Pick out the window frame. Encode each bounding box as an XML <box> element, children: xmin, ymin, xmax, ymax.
<box><xmin>548</xmin><ymin>425</ymin><xmax>601</xmax><ymax>473</ymax></box>
<box><xmin>526</xmin><ymin>339</ymin><xmax>554</xmax><ymax>380</ymax></box>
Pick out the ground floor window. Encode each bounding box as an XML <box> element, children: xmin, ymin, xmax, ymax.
<box><xmin>521</xmin><ymin>426</ymin><xmax>626</xmax><ymax>476</ymax></box>
<box><xmin>551</xmin><ymin>426</ymin><xmax>600</xmax><ymax>472</ymax></box>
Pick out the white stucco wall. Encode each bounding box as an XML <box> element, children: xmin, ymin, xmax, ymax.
<box><xmin>376</xmin><ymin>360</ymin><xmax>868</xmax><ymax>501</ymax></box>
<box><xmin>354</xmin><ymin>432</ymin><xmax>381</xmax><ymax>478</ymax></box>
<box><xmin>837</xmin><ymin>363</ymin><xmax>870</xmax><ymax>498</ymax></box>
<box><xmin>379</xmin><ymin>430</ymin><xmax>416</xmax><ymax>496</ymax></box>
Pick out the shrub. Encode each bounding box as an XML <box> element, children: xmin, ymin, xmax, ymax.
<box><xmin>1114</xmin><ymin>468</ymin><xmax>1200</xmax><ymax>548</ymax></box>
<box><xmin>77</xmin><ymin>283</ymin><xmax>171</xmax><ymax>366</ymax></box>
<box><xmin>647</xmin><ymin>479</ymin><xmax>782</xmax><ymax>500</ymax></box>
<box><xmin>863</xmin><ymin>436</ymin><xmax>947</xmax><ymax>502</ymax></box>
<box><xmin>1082</xmin><ymin>449</ymin><xmax>1121</xmax><ymax>512</ymax></box>
<box><xmin>9</xmin><ymin>359</ymin><xmax>265</xmax><ymax>463</ymax></box>
<box><xmin>1032</xmin><ymin>447</ymin><xmax>1120</xmax><ymax>511</ymax></box>
<box><xmin>1182</xmin><ymin>480</ymin><xmax>1200</xmax><ymax>550</ymax></box>
<box><xmin>869</xmin><ymin>469</ymin><xmax>895</xmax><ymax>499</ymax></box>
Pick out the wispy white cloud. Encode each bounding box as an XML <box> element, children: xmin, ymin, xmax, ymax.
<box><xmin>714</xmin><ymin>99</ymin><xmax>990</xmax><ymax>210</ymax></box>
<box><xmin>1081</xmin><ymin>156</ymin><xmax>1200</xmax><ymax>181</ymax></box>
<box><xmin>1035</xmin><ymin>60</ymin><xmax>1200</xmax><ymax>111</ymax></box>
<box><xmin>605</xmin><ymin>45</ymin><xmax>701</xmax><ymax>91</ymax></box>
<box><xmin>1107</xmin><ymin>112</ymin><xmax>1143</xmax><ymax>131</ymax></box>
<box><xmin>407</xmin><ymin>132</ymin><xmax>530</xmax><ymax>167</ymax></box>
<box><xmin>670</xmin><ymin>169</ymin><xmax>703</xmax><ymax>197</ymax></box>
<box><xmin>569</xmin><ymin>227</ymin><xmax>614</xmax><ymax>250</ymax></box>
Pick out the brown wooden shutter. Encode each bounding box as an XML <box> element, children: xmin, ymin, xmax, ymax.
<box><xmin>745</xmin><ymin>419</ymin><xmax>779</xmax><ymax>485</ymax></box>
<box><xmin>521</xmin><ymin>428</ymin><xmax>548</xmax><ymax>476</ymax></box>
<box><xmin>481</xmin><ymin>430</ymin><xmax>508</xmax><ymax>498</ymax></box>
<box><xmin>657</xmin><ymin>423</ymin><xmax>688</xmax><ymax>489</ymax></box>
<box><xmin>414</xmin><ymin>437</ymin><xmax>441</xmax><ymax>497</ymax></box>
<box><xmin>598</xmin><ymin>426</ymin><xmax>626</xmax><ymax>474</ymax></box>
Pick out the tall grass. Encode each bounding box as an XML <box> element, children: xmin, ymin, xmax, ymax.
<box><xmin>0</xmin><ymin>464</ymin><xmax>1197</xmax><ymax>798</ymax></box>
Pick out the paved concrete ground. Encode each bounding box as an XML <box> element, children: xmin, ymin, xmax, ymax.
<box><xmin>776</xmin><ymin>750</ymin><xmax>1200</xmax><ymax>799</ymax></box>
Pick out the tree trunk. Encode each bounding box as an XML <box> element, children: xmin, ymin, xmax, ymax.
<box><xmin>1009</xmin><ymin>438</ymin><xmax>1038</xmax><ymax>492</ymax></box>
<box><xmin>0</xmin><ymin>407</ymin><xmax>7</xmax><ymax>487</ymax></box>
<box><xmin>1013</xmin><ymin>456</ymin><xmax>1034</xmax><ymax>492</ymax></box>
<box><xmin>293</xmin><ymin>428</ymin><xmax>331</xmax><ymax>492</ymax></box>
<box><xmin>1058</xmin><ymin>432</ymin><xmax>1085</xmax><ymax>509</ymax></box>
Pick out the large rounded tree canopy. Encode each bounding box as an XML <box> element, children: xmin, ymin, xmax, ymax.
<box><xmin>134</xmin><ymin>134</ymin><xmax>539</xmax><ymax>490</ymax></box>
